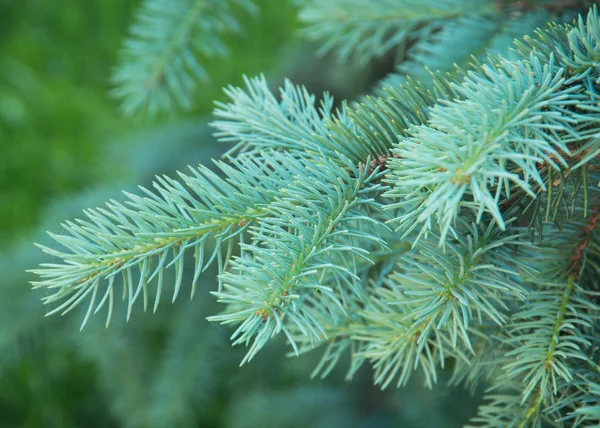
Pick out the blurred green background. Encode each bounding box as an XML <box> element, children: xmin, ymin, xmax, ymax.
<box><xmin>0</xmin><ymin>1</ymin><xmax>477</xmax><ymax>426</ymax></box>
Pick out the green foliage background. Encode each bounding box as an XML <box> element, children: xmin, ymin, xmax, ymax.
<box><xmin>0</xmin><ymin>1</ymin><xmax>477</xmax><ymax>426</ymax></box>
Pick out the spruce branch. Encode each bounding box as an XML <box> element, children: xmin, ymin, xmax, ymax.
<box><xmin>347</xmin><ymin>221</ymin><xmax>527</xmax><ymax>389</ymax></box>
<box><xmin>388</xmin><ymin>16</ymin><xmax>502</xmax><ymax>86</ymax></box>
<box><xmin>212</xmin><ymin>75</ymin><xmax>344</xmax><ymax>157</ymax></box>
<box><xmin>212</xmin><ymin>74</ymin><xmax>456</xmax><ymax>164</ymax></box>
<box><xmin>391</xmin><ymin>221</ymin><xmax>527</xmax><ymax>347</ymax></box>
<box><xmin>384</xmin><ymin>50</ymin><xmax>596</xmax><ymax>244</ymax></box>
<box><xmin>112</xmin><ymin>0</ymin><xmax>257</xmax><ymax>116</ymax></box>
<box><xmin>504</xmin><ymin>279</ymin><xmax>593</xmax><ymax>404</ymax></box>
<box><xmin>571</xmin><ymin>383</ymin><xmax>600</xmax><ymax>425</ymax></box>
<box><xmin>298</xmin><ymin>0</ymin><xmax>497</xmax><ymax>63</ymax></box>
<box><xmin>328</xmin><ymin>74</ymin><xmax>459</xmax><ymax>161</ymax></box>
<box><xmin>355</xmin><ymin>286</ymin><xmax>454</xmax><ymax>389</ymax></box>
<box><xmin>467</xmin><ymin>386</ymin><xmax>555</xmax><ymax>428</ymax></box>
<box><xmin>486</xmin><ymin>203</ymin><xmax>600</xmax><ymax>425</ymax></box>
<box><xmin>30</xmin><ymin>151</ymin><xmax>316</xmax><ymax>327</ymax></box>
<box><xmin>379</xmin><ymin>10</ymin><xmax>553</xmax><ymax>91</ymax></box>
<box><xmin>208</xmin><ymin>154</ymin><xmax>391</xmax><ymax>363</ymax></box>
<box><xmin>290</xmin><ymin>221</ymin><xmax>528</xmax><ymax>388</ymax></box>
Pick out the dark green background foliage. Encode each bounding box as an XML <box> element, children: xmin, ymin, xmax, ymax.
<box><xmin>0</xmin><ymin>1</ymin><xmax>474</xmax><ymax>426</ymax></box>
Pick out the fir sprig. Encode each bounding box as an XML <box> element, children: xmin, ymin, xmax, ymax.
<box><xmin>385</xmin><ymin>53</ymin><xmax>595</xmax><ymax>244</ymax></box>
<box><xmin>298</xmin><ymin>0</ymin><xmax>497</xmax><ymax>63</ymax></box>
<box><xmin>30</xmin><ymin>151</ymin><xmax>321</xmax><ymax>327</ymax></box>
<box><xmin>112</xmin><ymin>0</ymin><xmax>257</xmax><ymax>116</ymax></box>
<box><xmin>208</xmin><ymin>153</ymin><xmax>390</xmax><ymax>363</ymax></box>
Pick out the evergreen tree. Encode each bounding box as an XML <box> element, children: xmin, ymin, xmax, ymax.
<box><xmin>31</xmin><ymin>1</ymin><xmax>600</xmax><ymax>426</ymax></box>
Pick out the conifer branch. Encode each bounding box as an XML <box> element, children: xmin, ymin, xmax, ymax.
<box><xmin>208</xmin><ymin>154</ymin><xmax>391</xmax><ymax>363</ymax></box>
<box><xmin>212</xmin><ymin>74</ymin><xmax>456</xmax><ymax>164</ymax></box>
<box><xmin>379</xmin><ymin>10</ymin><xmax>553</xmax><ymax>91</ymax></box>
<box><xmin>384</xmin><ymin>49</ymin><xmax>596</xmax><ymax>244</ymax></box>
<box><xmin>299</xmin><ymin>0</ymin><xmax>498</xmax><ymax>62</ymax></box>
<box><xmin>30</xmin><ymin>151</ymin><xmax>317</xmax><ymax>327</ymax></box>
<box><xmin>112</xmin><ymin>0</ymin><xmax>256</xmax><ymax>116</ymax></box>
<box><xmin>212</xmin><ymin>76</ymin><xmax>343</xmax><ymax>156</ymax></box>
